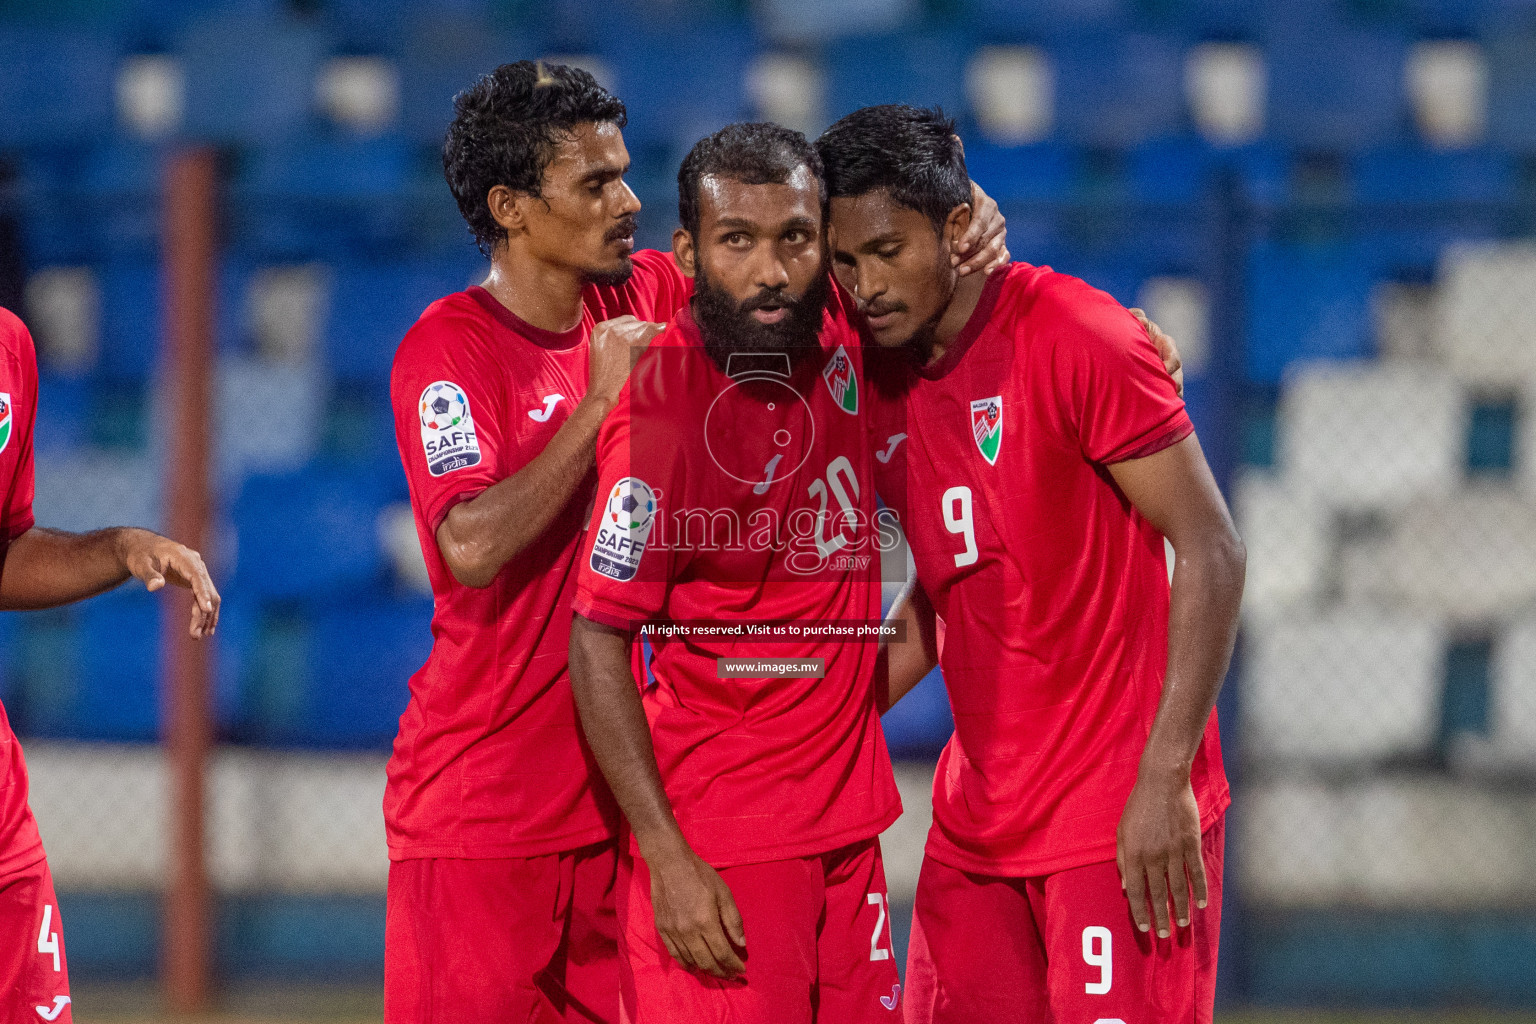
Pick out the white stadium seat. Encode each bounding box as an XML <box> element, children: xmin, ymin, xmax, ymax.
<box><xmin>1244</xmin><ymin>609</ymin><xmax>1445</xmax><ymax>763</ymax></box>
<box><xmin>1434</xmin><ymin>241</ymin><xmax>1536</xmax><ymax>389</ymax></box>
<box><xmin>1490</xmin><ymin>619</ymin><xmax>1536</xmax><ymax>766</ymax></box>
<box><xmin>1340</xmin><ymin>488</ymin><xmax>1536</xmax><ymax>624</ymax></box>
<box><xmin>1278</xmin><ymin>360</ymin><xmax>1465</xmax><ymax>513</ymax></box>
<box><xmin>1240</xmin><ymin>778</ymin><xmax>1536</xmax><ymax>908</ymax></box>
<box><xmin>1234</xmin><ymin>469</ymin><xmax>1332</xmax><ymax>617</ymax></box>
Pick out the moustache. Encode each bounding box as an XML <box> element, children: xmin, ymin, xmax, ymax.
<box><xmin>605</xmin><ymin>218</ymin><xmax>638</xmax><ymax>243</ymax></box>
<box><xmin>860</xmin><ymin>300</ymin><xmax>906</xmax><ymax>319</ymax></box>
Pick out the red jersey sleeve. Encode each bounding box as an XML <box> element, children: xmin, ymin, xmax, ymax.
<box><xmin>1044</xmin><ymin>277</ymin><xmax>1192</xmax><ymax>465</ymax></box>
<box><xmin>572</xmin><ymin>351</ymin><xmax>688</xmax><ymax>631</ymax></box>
<box><xmin>391</xmin><ymin>305</ymin><xmax>508</xmax><ymax>533</ymax></box>
<box><xmin>584</xmin><ymin>248</ymin><xmax>694</xmax><ymax>323</ymax></box>
<box><xmin>0</xmin><ymin>310</ymin><xmax>37</xmax><ymax>541</ymax></box>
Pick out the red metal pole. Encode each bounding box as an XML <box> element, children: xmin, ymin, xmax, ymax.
<box><xmin>161</xmin><ymin>148</ymin><xmax>216</xmax><ymax>1014</ymax></box>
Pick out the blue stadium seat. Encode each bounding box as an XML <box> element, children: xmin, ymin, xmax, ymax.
<box><xmin>1050</xmin><ymin>32</ymin><xmax>1185</xmax><ymax>148</ymax></box>
<box><xmin>324</xmin><ymin>259</ymin><xmax>481</xmax><ymax>385</ymax></box>
<box><xmin>33</xmin><ymin>374</ymin><xmax>92</xmax><ymax>456</ymax></box>
<box><xmin>301</xmin><ymin>597</ymin><xmax>429</xmax><ymax>747</ymax></box>
<box><xmin>0</xmin><ymin>29</ymin><xmax>118</xmax><ymax>148</ymax></box>
<box><xmin>960</xmin><ymin>0</ymin><xmax>1128</xmax><ymax>35</ymax></box>
<box><xmin>757</xmin><ymin>0</ymin><xmax>921</xmax><ymax>44</ymax></box>
<box><xmin>1179</xmin><ymin>0</ymin><xmax>1266</xmax><ymax>35</ymax></box>
<box><xmin>95</xmin><ymin>259</ymin><xmax>256</xmax><ymax>376</ymax></box>
<box><xmin>1245</xmin><ymin>240</ymin><xmax>1378</xmax><ymax>383</ymax></box>
<box><xmin>75</xmin><ymin>144</ymin><xmax>163</xmax><ymax>259</ymax></box>
<box><xmin>179</xmin><ymin>15</ymin><xmax>329</xmax><ymax>145</ymax></box>
<box><xmin>1128</xmin><ymin>137</ymin><xmax>1219</xmax><ymax>205</ymax></box>
<box><xmin>596</xmin><ymin>23</ymin><xmax>754</xmax><ymax>152</ymax></box>
<box><xmin>825</xmin><ymin>32</ymin><xmax>970</xmax><ymax>125</ymax></box>
<box><xmin>1222</xmin><ymin>142</ymin><xmax>1293</xmax><ymax>206</ymax></box>
<box><xmin>232</xmin><ymin>465</ymin><xmax>399</xmax><ymax>600</ymax></box>
<box><xmin>963</xmin><ymin>140</ymin><xmax>1080</xmax><ymax>203</ymax></box>
<box><xmin>324</xmin><ymin>0</ymin><xmax>495</xmax><ymax>48</ymax></box>
<box><xmin>394</xmin><ymin>22</ymin><xmax>533</xmax><ymax>147</ymax></box>
<box><xmin>1266</xmin><ymin>25</ymin><xmax>1408</xmax><ymax>150</ymax></box>
<box><xmin>128</xmin><ymin>0</ymin><xmax>284</xmax><ymax>39</ymax></box>
<box><xmin>16</xmin><ymin>151</ymin><xmax>90</xmax><ymax>264</ymax></box>
<box><xmin>1351</xmin><ymin>147</ymin><xmax>1517</xmax><ymax>205</ymax></box>
<box><xmin>237</xmin><ymin>595</ymin><xmax>427</xmax><ymax>747</ymax></box>
<box><xmin>97</xmin><ymin>261</ymin><xmax>161</xmax><ymax>381</ymax></box>
<box><xmin>1487</xmin><ymin>29</ymin><xmax>1536</xmax><ymax>153</ymax></box>
<box><xmin>235</xmin><ymin>138</ymin><xmax>413</xmax><ymax>257</ymax></box>
<box><xmin>75</xmin><ymin>589</ymin><xmax>161</xmax><ymax>741</ymax></box>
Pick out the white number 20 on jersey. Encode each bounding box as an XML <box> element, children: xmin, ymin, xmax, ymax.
<box><xmin>941</xmin><ymin>486</ymin><xmax>978</xmax><ymax>567</ymax></box>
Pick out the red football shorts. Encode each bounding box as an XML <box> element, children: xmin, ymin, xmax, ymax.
<box><xmin>906</xmin><ymin>815</ymin><xmax>1225</xmax><ymax>1024</ymax></box>
<box><xmin>385</xmin><ymin>840</ymin><xmax>619</xmax><ymax>1024</ymax></box>
<box><xmin>618</xmin><ymin>837</ymin><xmax>902</xmax><ymax>1023</ymax></box>
<box><xmin>0</xmin><ymin>855</ymin><xmax>71</xmax><ymax>1024</ymax></box>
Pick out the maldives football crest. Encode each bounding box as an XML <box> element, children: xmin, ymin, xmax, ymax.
<box><xmin>0</xmin><ymin>393</ymin><xmax>11</xmax><ymax>455</ymax></box>
<box><xmin>970</xmin><ymin>396</ymin><xmax>1002</xmax><ymax>465</ymax></box>
<box><xmin>822</xmin><ymin>345</ymin><xmax>858</xmax><ymax>415</ymax></box>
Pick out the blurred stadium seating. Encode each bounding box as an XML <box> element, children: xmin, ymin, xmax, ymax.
<box><xmin>2</xmin><ymin>0</ymin><xmax>1536</xmax><ymax>1011</ymax></box>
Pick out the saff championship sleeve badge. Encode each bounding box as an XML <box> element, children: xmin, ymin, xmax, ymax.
<box><xmin>0</xmin><ymin>393</ymin><xmax>12</xmax><ymax>455</ymax></box>
<box><xmin>419</xmin><ymin>381</ymin><xmax>482</xmax><ymax>477</ymax></box>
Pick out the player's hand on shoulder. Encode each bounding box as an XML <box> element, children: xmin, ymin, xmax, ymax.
<box><xmin>1129</xmin><ymin>307</ymin><xmax>1185</xmax><ymax>398</ymax></box>
<box><xmin>588</xmin><ymin>315</ymin><xmax>664</xmax><ymax>408</ymax></box>
<box><xmin>645</xmin><ymin>843</ymin><xmax>748</xmax><ymax>980</ymax></box>
<box><xmin>954</xmin><ymin>180</ymin><xmax>1010</xmax><ymax>277</ymax></box>
<box><xmin>116</xmin><ymin>527</ymin><xmax>221</xmax><ymax>639</ymax></box>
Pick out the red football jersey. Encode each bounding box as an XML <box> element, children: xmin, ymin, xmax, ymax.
<box><xmin>387</xmin><ymin>249</ymin><xmax>691</xmax><ymax>859</ymax></box>
<box><xmin>869</xmin><ymin>264</ymin><xmax>1230</xmax><ymax>877</ymax></box>
<box><xmin>0</xmin><ymin>309</ymin><xmax>43</xmax><ymax>880</ymax></box>
<box><xmin>572</xmin><ymin>292</ymin><xmax>901</xmax><ymax>868</ymax></box>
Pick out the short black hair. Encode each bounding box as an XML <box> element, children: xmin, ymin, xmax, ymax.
<box><xmin>816</xmin><ymin>105</ymin><xmax>971</xmax><ymax>233</ymax></box>
<box><xmin>443</xmin><ymin>60</ymin><xmax>628</xmax><ymax>257</ymax></box>
<box><xmin>677</xmin><ymin>122</ymin><xmax>825</xmax><ymax>240</ymax></box>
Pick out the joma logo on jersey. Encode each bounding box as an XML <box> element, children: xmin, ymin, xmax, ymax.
<box><xmin>970</xmin><ymin>396</ymin><xmax>1002</xmax><ymax>465</ymax></box>
<box><xmin>590</xmin><ymin>477</ymin><xmax>657</xmax><ymax>582</ymax></box>
<box><xmin>822</xmin><ymin>345</ymin><xmax>858</xmax><ymax>415</ymax></box>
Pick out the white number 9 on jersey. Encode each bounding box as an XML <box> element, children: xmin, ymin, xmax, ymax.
<box><xmin>941</xmin><ymin>486</ymin><xmax>978</xmax><ymax>567</ymax></box>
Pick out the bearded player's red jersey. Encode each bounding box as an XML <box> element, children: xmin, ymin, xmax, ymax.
<box><xmin>387</xmin><ymin>249</ymin><xmax>690</xmax><ymax>859</ymax></box>
<box><xmin>869</xmin><ymin>264</ymin><xmax>1230</xmax><ymax>878</ymax></box>
<box><xmin>572</xmin><ymin>289</ymin><xmax>901</xmax><ymax>868</ymax></box>
<box><xmin>0</xmin><ymin>310</ymin><xmax>42</xmax><ymax>880</ymax></box>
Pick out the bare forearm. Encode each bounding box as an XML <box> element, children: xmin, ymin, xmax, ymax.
<box><xmin>438</xmin><ymin>396</ymin><xmax>612</xmax><ymax>587</ymax></box>
<box><xmin>877</xmin><ymin>580</ymin><xmax>939</xmax><ymax>714</ymax></box>
<box><xmin>569</xmin><ymin>614</ymin><xmax>688</xmax><ymax>859</ymax></box>
<box><xmin>1140</xmin><ymin>529</ymin><xmax>1245</xmax><ymax>778</ymax></box>
<box><xmin>0</xmin><ymin>526</ymin><xmax>139</xmax><ymax>609</ymax></box>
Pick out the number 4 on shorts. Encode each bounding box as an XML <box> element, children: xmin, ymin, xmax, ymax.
<box><xmin>37</xmin><ymin>904</ymin><xmax>60</xmax><ymax>972</ymax></box>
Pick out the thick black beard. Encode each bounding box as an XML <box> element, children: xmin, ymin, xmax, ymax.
<box><xmin>692</xmin><ymin>265</ymin><xmax>829</xmax><ymax>376</ymax></box>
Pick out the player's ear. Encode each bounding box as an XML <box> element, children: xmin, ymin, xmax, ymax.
<box><xmin>943</xmin><ymin>203</ymin><xmax>972</xmax><ymax>258</ymax></box>
<box><xmin>672</xmin><ymin>228</ymin><xmax>697</xmax><ymax>279</ymax></box>
<box><xmin>487</xmin><ymin>185</ymin><xmax>526</xmax><ymax>236</ymax></box>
